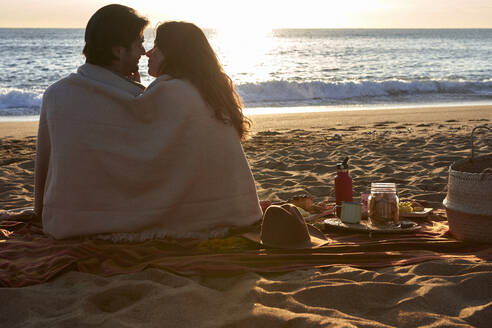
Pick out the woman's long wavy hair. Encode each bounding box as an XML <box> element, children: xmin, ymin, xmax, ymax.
<box><xmin>154</xmin><ymin>21</ymin><xmax>251</xmax><ymax>140</ymax></box>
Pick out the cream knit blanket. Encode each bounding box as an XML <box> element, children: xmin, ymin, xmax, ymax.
<box><xmin>35</xmin><ymin>64</ymin><xmax>262</xmax><ymax>240</ymax></box>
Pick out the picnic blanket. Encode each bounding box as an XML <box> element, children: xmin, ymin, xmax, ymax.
<box><xmin>1</xmin><ymin>208</ymin><xmax>491</xmax><ymax>288</ymax></box>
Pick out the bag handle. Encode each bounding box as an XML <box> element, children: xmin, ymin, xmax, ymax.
<box><xmin>480</xmin><ymin>168</ymin><xmax>492</xmax><ymax>181</ymax></box>
<box><xmin>471</xmin><ymin>125</ymin><xmax>492</xmax><ymax>161</ymax></box>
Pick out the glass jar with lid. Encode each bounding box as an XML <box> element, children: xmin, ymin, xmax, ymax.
<box><xmin>368</xmin><ymin>183</ymin><xmax>399</xmax><ymax>225</ymax></box>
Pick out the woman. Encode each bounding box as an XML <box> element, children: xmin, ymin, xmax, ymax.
<box><xmin>146</xmin><ymin>21</ymin><xmax>250</xmax><ymax>141</ymax></box>
<box><xmin>109</xmin><ymin>21</ymin><xmax>263</xmax><ymax>240</ymax></box>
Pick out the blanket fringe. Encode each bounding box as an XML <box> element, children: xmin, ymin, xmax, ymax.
<box><xmin>92</xmin><ymin>227</ymin><xmax>231</xmax><ymax>243</ymax></box>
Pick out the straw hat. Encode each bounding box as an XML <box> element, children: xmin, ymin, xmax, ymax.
<box><xmin>243</xmin><ymin>204</ymin><xmax>328</xmax><ymax>249</ymax></box>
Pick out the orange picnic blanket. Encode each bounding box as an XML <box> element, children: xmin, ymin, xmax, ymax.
<box><xmin>1</xmin><ymin>209</ymin><xmax>491</xmax><ymax>288</ymax></box>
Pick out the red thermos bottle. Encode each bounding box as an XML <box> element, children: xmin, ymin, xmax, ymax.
<box><xmin>335</xmin><ymin>157</ymin><xmax>353</xmax><ymax>217</ymax></box>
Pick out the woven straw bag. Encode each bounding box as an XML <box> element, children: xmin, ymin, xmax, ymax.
<box><xmin>443</xmin><ymin>125</ymin><xmax>492</xmax><ymax>243</ymax></box>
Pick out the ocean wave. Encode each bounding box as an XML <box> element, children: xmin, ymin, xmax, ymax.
<box><xmin>0</xmin><ymin>89</ymin><xmax>42</xmax><ymax>115</ymax></box>
<box><xmin>237</xmin><ymin>80</ymin><xmax>492</xmax><ymax>105</ymax></box>
<box><xmin>1</xmin><ymin>80</ymin><xmax>492</xmax><ymax>116</ymax></box>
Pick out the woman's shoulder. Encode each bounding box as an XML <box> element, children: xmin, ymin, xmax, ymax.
<box><xmin>144</xmin><ymin>76</ymin><xmax>204</xmax><ymax>110</ymax></box>
<box><xmin>146</xmin><ymin>75</ymin><xmax>173</xmax><ymax>90</ymax></box>
<box><xmin>146</xmin><ymin>75</ymin><xmax>195</xmax><ymax>94</ymax></box>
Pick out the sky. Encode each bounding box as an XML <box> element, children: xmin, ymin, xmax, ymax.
<box><xmin>1</xmin><ymin>0</ymin><xmax>492</xmax><ymax>29</ymax></box>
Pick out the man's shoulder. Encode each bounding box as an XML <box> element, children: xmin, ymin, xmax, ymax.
<box><xmin>78</xmin><ymin>63</ymin><xmax>144</xmax><ymax>95</ymax></box>
<box><xmin>43</xmin><ymin>73</ymin><xmax>79</xmax><ymax>99</ymax></box>
<box><xmin>43</xmin><ymin>74</ymin><xmax>78</xmax><ymax>98</ymax></box>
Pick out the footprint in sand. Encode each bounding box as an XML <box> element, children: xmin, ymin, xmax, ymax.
<box><xmin>291</xmin><ymin>277</ymin><xmax>414</xmax><ymax>313</ymax></box>
<box><xmin>282</xmin><ymin>180</ymin><xmax>297</xmax><ymax>187</ymax></box>
<box><xmin>18</xmin><ymin>160</ymin><xmax>34</xmax><ymax>171</ymax></box>
<box><xmin>256</xmin><ymin>131</ymin><xmax>282</xmax><ymax>136</ymax></box>
<box><xmin>373</xmin><ymin>121</ymin><xmax>397</xmax><ymax>127</ymax></box>
<box><xmin>301</xmin><ymin>175</ymin><xmax>318</xmax><ymax>183</ymax></box>
<box><xmin>86</xmin><ymin>284</ymin><xmax>153</xmax><ymax>313</ymax></box>
<box><xmin>307</xmin><ymin>185</ymin><xmax>331</xmax><ymax>197</ymax></box>
<box><xmin>262</xmin><ymin>159</ymin><xmax>289</xmax><ymax>171</ymax></box>
<box><xmin>312</xmin><ymin>165</ymin><xmax>331</xmax><ymax>174</ymax></box>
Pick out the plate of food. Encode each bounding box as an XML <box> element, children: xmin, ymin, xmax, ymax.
<box><xmin>323</xmin><ymin>218</ymin><xmax>421</xmax><ymax>234</ymax></box>
<box><xmin>287</xmin><ymin>194</ymin><xmax>334</xmax><ymax>221</ymax></box>
<box><xmin>398</xmin><ymin>201</ymin><xmax>433</xmax><ymax>218</ymax></box>
<box><xmin>400</xmin><ymin>208</ymin><xmax>433</xmax><ymax>218</ymax></box>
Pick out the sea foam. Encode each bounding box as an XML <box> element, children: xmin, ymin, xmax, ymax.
<box><xmin>237</xmin><ymin>80</ymin><xmax>492</xmax><ymax>105</ymax></box>
<box><xmin>1</xmin><ymin>80</ymin><xmax>492</xmax><ymax>116</ymax></box>
<box><xmin>0</xmin><ymin>88</ymin><xmax>42</xmax><ymax>115</ymax></box>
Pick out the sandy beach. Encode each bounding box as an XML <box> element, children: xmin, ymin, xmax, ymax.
<box><xmin>1</xmin><ymin>105</ymin><xmax>491</xmax><ymax>327</ymax></box>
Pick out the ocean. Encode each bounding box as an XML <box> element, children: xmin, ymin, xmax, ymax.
<box><xmin>1</xmin><ymin>28</ymin><xmax>491</xmax><ymax>120</ymax></box>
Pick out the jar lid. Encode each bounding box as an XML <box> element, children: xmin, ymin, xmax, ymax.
<box><xmin>371</xmin><ymin>182</ymin><xmax>397</xmax><ymax>191</ymax></box>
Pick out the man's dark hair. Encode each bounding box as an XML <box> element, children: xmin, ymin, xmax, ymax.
<box><xmin>83</xmin><ymin>4</ymin><xmax>149</xmax><ymax>66</ymax></box>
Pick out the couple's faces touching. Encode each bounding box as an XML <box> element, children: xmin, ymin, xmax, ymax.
<box><xmin>112</xmin><ymin>33</ymin><xmax>164</xmax><ymax>79</ymax></box>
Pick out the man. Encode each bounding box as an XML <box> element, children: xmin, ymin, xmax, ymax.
<box><xmin>82</xmin><ymin>4</ymin><xmax>147</xmax><ymax>82</ymax></box>
<box><xmin>34</xmin><ymin>4</ymin><xmax>149</xmax><ymax>238</ymax></box>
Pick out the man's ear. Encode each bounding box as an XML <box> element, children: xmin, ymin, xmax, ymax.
<box><xmin>111</xmin><ymin>46</ymin><xmax>122</xmax><ymax>60</ymax></box>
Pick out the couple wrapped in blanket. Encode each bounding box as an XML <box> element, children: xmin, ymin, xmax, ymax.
<box><xmin>34</xmin><ymin>5</ymin><xmax>262</xmax><ymax>241</ymax></box>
